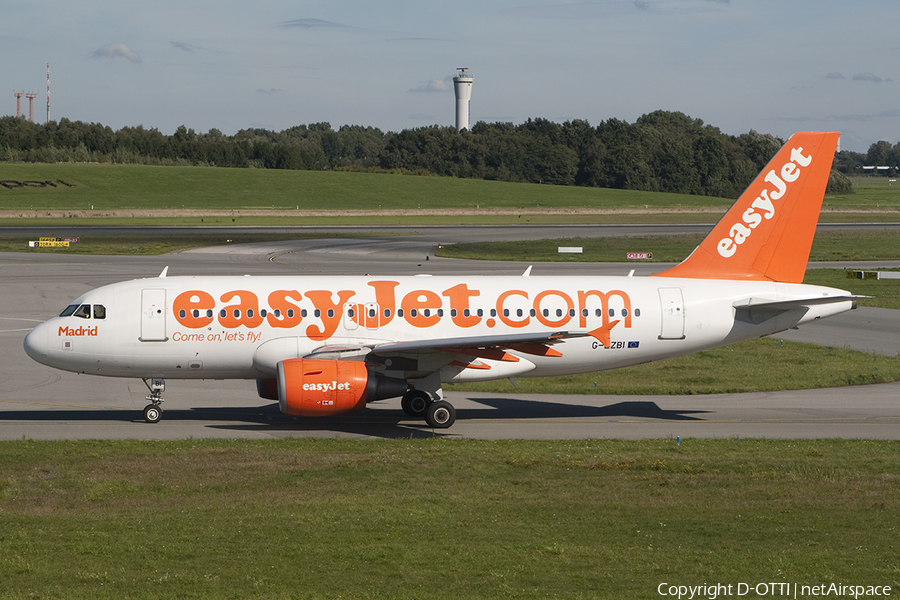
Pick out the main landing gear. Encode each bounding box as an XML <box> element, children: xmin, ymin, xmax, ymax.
<box><xmin>401</xmin><ymin>389</ymin><xmax>456</xmax><ymax>429</ymax></box>
<box><xmin>142</xmin><ymin>377</ymin><xmax>165</xmax><ymax>424</ymax></box>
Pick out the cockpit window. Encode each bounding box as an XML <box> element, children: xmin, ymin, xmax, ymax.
<box><xmin>93</xmin><ymin>305</ymin><xmax>106</xmax><ymax>320</ymax></box>
<box><xmin>72</xmin><ymin>305</ymin><xmax>91</xmax><ymax>319</ymax></box>
<box><xmin>59</xmin><ymin>304</ymin><xmax>79</xmax><ymax>317</ymax></box>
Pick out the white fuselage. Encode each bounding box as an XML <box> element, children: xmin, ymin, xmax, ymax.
<box><xmin>23</xmin><ymin>274</ymin><xmax>854</xmax><ymax>384</ymax></box>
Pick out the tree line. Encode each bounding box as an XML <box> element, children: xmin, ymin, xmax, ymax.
<box><xmin>0</xmin><ymin>110</ymin><xmax>879</xmax><ymax>198</ymax></box>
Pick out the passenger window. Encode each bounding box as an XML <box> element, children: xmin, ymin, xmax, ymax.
<box><xmin>93</xmin><ymin>305</ymin><xmax>106</xmax><ymax>319</ymax></box>
<box><xmin>73</xmin><ymin>305</ymin><xmax>91</xmax><ymax>319</ymax></box>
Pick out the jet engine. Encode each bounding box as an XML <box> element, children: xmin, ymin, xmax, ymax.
<box><xmin>257</xmin><ymin>358</ymin><xmax>407</xmax><ymax>417</ymax></box>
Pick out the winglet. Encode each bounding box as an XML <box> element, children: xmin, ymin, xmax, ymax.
<box><xmin>652</xmin><ymin>132</ymin><xmax>840</xmax><ymax>283</ymax></box>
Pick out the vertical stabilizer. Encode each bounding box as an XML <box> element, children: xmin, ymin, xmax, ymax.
<box><xmin>652</xmin><ymin>131</ymin><xmax>839</xmax><ymax>283</ymax></box>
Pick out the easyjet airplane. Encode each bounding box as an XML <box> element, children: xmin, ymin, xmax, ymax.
<box><xmin>23</xmin><ymin>132</ymin><xmax>855</xmax><ymax>428</ymax></box>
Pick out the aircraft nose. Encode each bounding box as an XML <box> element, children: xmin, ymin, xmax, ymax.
<box><xmin>23</xmin><ymin>322</ymin><xmax>50</xmax><ymax>364</ymax></box>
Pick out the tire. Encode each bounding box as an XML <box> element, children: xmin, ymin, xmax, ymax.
<box><xmin>425</xmin><ymin>400</ymin><xmax>456</xmax><ymax>429</ymax></box>
<box><xmin>143</xmin><ymin>404</ymin><xmax>162</xmax><ymax>424</ymax></box>
<box><xmin>401</xmin><ymin>390</ymin><xmax>430</xmax><ymax>417</ymax></box>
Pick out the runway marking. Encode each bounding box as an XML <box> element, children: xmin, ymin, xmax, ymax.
<box><xmin>0</xmin><ymin>399</ymin><xmax>131</xmax><ymax>410</ymax></box>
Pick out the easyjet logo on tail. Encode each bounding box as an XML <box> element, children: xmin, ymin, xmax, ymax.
<box><xmin>717</xmin><ymin>146</ymin><xmax>813</xmax><ymax>259</ymax></box>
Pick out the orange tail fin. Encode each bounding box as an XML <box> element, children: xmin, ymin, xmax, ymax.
<box><xmin>652</xmin><ymin>131</ymin><xmax>839</xmax><ymax>283</ymax></box>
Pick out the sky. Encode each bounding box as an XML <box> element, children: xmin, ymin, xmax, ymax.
<box><xmin>2</xmin><ymin>0</ymin><xmax>899</xmax><ymax>152</ymax></box>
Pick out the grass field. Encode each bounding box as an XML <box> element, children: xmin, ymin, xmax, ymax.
<box><xmin>448</xmin><ymin>336</ymin><xmax>900</xmax><ymax>395</ymax></box>
<box><xmin>2</xmin><ymin>163</ymin><xmax>900</xmax><ymax>224</ymax></box>
<box><xmin>0</xmin><ymin>438</ymin><xmax>897</xmax><ymax>599</ymax></box>
<box><xmin>0</xmin><ymin>162</ymin><xmax>722</xmax><ymax>213</ymax></box>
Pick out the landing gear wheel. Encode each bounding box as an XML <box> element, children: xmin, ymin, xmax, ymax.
<box><xmin>425</xmin><ymin>400</ymin><xmax>456</xmax><ymax>429</ymax></box>
<box><xmin>142</xmin><ymin>378</ymin><xmax>165</xmax><ymax>424</ymax></box>
<box><xmin>143</xmin><ymin>404</ymin><xmax>162</xmax><ymax>424</ymax></box>
<box><xmin>401</xmin><ymin>390</ymin><xmax>431</xmax><ymax>418</ymax></box>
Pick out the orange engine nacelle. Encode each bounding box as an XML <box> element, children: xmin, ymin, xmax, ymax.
<box><xmin>272</xmin><ymin>358</ymin><xmax>407</xmax><ymax>417</ymax></box>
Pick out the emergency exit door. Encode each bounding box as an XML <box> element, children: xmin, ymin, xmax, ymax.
<box><xmin>658</xmin><ymin>287</ymin><xmax>685</xmax><ymax>340</ymax></box>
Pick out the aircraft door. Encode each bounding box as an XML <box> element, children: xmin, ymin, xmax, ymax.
<box><xmin>658</xmin><ymin>287</ymin><xmax>685</xmax><ymax>340</ymax></box>
<box><xmin>140</xmin><ymin>289</ymin><xmax>168</xmax><ymax>342</ymax></box>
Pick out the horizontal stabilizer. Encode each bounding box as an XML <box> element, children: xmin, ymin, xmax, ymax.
<box><xmin>733</xmin><ymin>296</ymin><xmax>859</xmax><ymax>312</ymax></box>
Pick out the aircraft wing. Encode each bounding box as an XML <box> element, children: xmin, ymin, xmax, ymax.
<box><xmin>304</xmin><ymin>330</ymin><xmax>581</xmax><ymax>361</ymax></box>
<box><xmin>370</xmin><ymin>330</ymin><xmax>572</xmax><ymax>356</ymax></box>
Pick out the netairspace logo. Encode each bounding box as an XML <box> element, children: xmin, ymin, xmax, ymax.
<box><xmin>657</xmin><ymin>582</ymin><xmax>892</xmax><ymax>599</ymax></box>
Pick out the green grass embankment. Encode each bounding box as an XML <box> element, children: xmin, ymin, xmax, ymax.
<box><xmin>0</xmin><ymin>162</ymin><xmax>723</xmax><ymax>213</ymax></box>
<box><xmin>448</xmin><ymin>337</ymin><xmax>899</xmax><ymax>395</ymax></box>
<box><xmin>2</xmin><ymin>164</ymin><xmax>900</xmax><ymax>224</ymax></box>
<box><xmin>0</xmin><ymin>438</ymin><xmax>897</xmax><ymax>599</ymax></box>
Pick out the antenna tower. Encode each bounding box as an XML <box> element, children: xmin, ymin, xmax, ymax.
<box><xmin>25</xmin><ymin>93</ymin><xmax>37</xmax><ymax>123</ymax></box>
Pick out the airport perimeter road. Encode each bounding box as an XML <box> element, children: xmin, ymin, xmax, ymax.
<box><xmin>2</xmin><ymin>226</ymin><xmax>899</xmax><ymax>441</ymax></box>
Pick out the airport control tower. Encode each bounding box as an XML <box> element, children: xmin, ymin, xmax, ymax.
<box><xmin>453</xmin><ymin>68</ymin><xmax>473</xmax><ymax>131</ymax></box>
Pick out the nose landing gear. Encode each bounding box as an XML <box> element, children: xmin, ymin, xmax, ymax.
<box><xmin>142</xmin><ymin>377</ymin><xmax>165</xmax><ymax>424</ymax></box>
